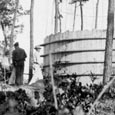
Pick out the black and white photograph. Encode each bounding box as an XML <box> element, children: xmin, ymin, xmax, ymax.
<box><xmin>0</xmin><ymin>0</ymin><xmax>114</xmax><ymax>115</ymax></box>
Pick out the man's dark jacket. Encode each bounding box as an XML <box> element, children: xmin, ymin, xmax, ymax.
<box><xmin>12</xmin><ymin>48</ymin><xmax>27</xmax><ymax>66</ymax></box>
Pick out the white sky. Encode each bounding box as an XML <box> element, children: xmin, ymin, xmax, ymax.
<box><xmin>17</xmin><ymin>0</ymin><xmax>108</xmax><ymax>47</ymax></box>
<box><xmin>0</xmin><ymin>0</ymin><xmax>109</xmax><ymax>74</ymax></box>
<box><xmin>13</xmin><ymin>0</ymin><xmax>109</xmax><ymax>74</ymax></box>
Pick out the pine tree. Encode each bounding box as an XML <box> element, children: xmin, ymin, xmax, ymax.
<box><xmin>103</xmin><ymin>0</ymin><xmax>114</xmax><ymax>84</ymax></box>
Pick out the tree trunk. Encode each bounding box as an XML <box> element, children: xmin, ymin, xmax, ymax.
<box><xmin>80</xmin><ymin>1</ymin><xmax>83</xmax><ymax>31</ymax></box>
<box><xmin>95</xmin><ymin>0</ymin><xmax>99</xmax><ymax>29</ymax></box>
<box><xmin>73</xmin><ymin>2</ymin><xmax>77</xmax><ymax>31</ymax></box>
<box><xmin>103</xmin><ymin>0</ymin><xmax>114</xmax><ymax>84</ymax></box>
<box><xmin>9</xmin><ymin>0</ymin><xmax>19</xmax><ymax>63</ymax></box>
<box><xmin>29</xmin><ymin>0</ymin><xmax>34</xmax><ymax>83</ymax></box>
<box><xmin>1</xmin><ymin>22</ymin><xmax>7</xmax><ymax>51</ymax></box>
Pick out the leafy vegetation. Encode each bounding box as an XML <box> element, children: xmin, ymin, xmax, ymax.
<box><xmin>0</xmin><ymin>73</ymin><xmax>115</xmax><ymax>115</ymax></box>
<box><xmin>0</xmin><ymin>60</ymin><xmax>115</xmax><ymax>115</ymax></box>
<box><xmin>0</xmin><ymin>0</ymin><xmax>29</xmax><ymax>48</ymax></box>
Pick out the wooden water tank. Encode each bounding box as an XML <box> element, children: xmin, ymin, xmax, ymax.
<box><xmin>41</xmin><ymin>30</ymin><xmax>115</xmax><ymax>78</ymax></box>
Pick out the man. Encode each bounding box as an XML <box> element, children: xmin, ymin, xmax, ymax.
<box><xmin>12</xmin><ymin>42</ymin><xmax>27</xmax><ymax>85</ymax></box>
<box><xmin>29</xmin><ymin>45</ymin><xmax>43</xmax><ymax>85</ymax></box>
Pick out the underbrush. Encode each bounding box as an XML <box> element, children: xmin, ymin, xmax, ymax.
<box><xmin>43</xmin><ymin>74</ymin><xmax>115</xmax><ymax>115</ymax></box>
<box><xmin>0</xmin><ymin>74</ymin><xmax>115</xmax><ymax>115</ymax></box>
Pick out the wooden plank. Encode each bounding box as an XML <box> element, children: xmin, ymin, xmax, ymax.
<box><xmin>41</xmin><ymin>50</ymin><xmax>105</xmax><ymax>57</ymax></box>
<box><xmin>40</xmin><ymin>38</ymin><xmax>107</xmax><ymax>46</ymax></box>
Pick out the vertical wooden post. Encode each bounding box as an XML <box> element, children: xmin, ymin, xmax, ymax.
<box><xmin>59</xmin><ymin>16</ymin><xmax>62</xmax><ymax>32</ymax></box>
<box><xmin>49</xmin><ymin>52</ymin><xmax>58</xmax><ymax>109</ymax></box>
<box><xmin>103</xmin><ymin>0</ymin><xmax>114</xmax><ymax>84</ymax></box>
<box><xmin>80</xmin><ymin>1</ymin><xmax>83</xmax><ymax>31</ymax></box>
<box><xmin>54</xmin><ymin>0</ymin><xmax>58</xmax><ymax>34</ymax></box>
<box><xmin>73</xmin><ymin>2</ymin><xmax>77</xmax><ymax>31</ymax></box>
<box><xmin>95</xmin><ymin>0</ymin><xmax>99</xmax><ymax>29</ymax></box>
<box><xmin>9</xmin><ymin>0</ymin><xmax>19</xmax><ymax>63</ymax></box>
<box><xmin>29</xmin><ymin>0</ymin><xmax>34</xmax><ymax>82</ymax></box>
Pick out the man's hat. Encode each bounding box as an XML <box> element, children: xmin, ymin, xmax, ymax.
<box><xmin>34</xmin><ymin>45</ymin><xmax>41</xmax><ymax>49</ymax></box>
<box><xmin>14</xmin><ymin>42</ymin><xmax>19</xmax><ymax>47</ymax></box>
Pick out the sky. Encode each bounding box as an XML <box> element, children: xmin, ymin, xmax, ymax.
<box><xmin>17</xmin><ymin>0</ymin><xmax>108</xmax><ymax>49</ymax></box>
<box><xmin>0</xmin><ymin>0</ymin><xmax>109</xmax><ymax>75</ymax></box>
<box><xmin>18</xmin><ymin>0</ymin><xmax>108</xmax><ymax>44</ymax></box>
<box><xmin>17</xmin><ymin>0</ymin><xmax>108</xmax><ymax>45</ymax></box>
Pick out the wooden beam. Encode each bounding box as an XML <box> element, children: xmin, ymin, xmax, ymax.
<box><xmin>49</xmin><ymin>52</ymin><xmax>58</xmax><ymax>109</ymax></box>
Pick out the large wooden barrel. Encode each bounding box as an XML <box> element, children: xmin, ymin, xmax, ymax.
<box><xmin>41</xmin><ymin>30</ymin><xmax>115</xmax><ymax>82</ymax></box>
